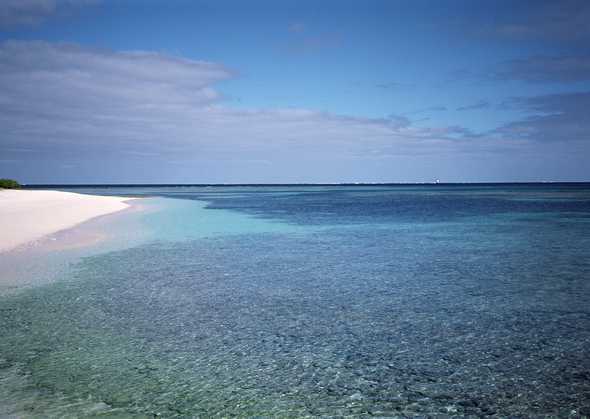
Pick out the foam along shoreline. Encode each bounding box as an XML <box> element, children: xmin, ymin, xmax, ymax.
<box><xmin>0</xmin><ymin>189</ymin><xmax>136</xmax><ymax>254</ymax></box>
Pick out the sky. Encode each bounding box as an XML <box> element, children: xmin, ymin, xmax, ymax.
<box><xmin>0</xmin><ymin>0</ymin><xmax>589</xmax><ymax>184</ymax></box>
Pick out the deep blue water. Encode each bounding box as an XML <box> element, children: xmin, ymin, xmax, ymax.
<box><xmin>1</xmin><ymin>184</ymin><xmax>590</xmax><ymax>417</ymax></box>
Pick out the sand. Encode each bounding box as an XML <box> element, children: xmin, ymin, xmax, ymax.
<box><xmin>0</xmin><ymin>189</ymin><xmax>135</xmax><ymax>253</ymax></box>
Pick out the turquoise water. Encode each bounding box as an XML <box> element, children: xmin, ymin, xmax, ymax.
<box><xmin>1</xmin><ymin>184</ymin><xmax>590</xmax><ymax>417</ymax></box>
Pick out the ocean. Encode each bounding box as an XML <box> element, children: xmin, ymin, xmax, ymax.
<box><xmin>1</xmin><ymin>184</ymin><xmax>590</xmax><ymax>417</ymax></box>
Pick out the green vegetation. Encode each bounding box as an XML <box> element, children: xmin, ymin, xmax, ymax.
<box><xmin>0</xmin><ymin>179</ymin><xmax>21</xmax><ymax>189</ymax></box>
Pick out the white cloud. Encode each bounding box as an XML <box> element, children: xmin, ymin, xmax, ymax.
<box><xmin>0</xmin><ymin>41</ymin><xmax>587</xmax><ymax>183</ymax></box>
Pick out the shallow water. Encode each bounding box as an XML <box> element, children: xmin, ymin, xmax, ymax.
<box><xmin>1</xmin><ymin>184</ymin><xmax>590</xmax><ymax>417</ymax></box>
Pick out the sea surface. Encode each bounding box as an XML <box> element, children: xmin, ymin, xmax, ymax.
<box><xmin>1</xmin><ymin>184</ymin><xmax>590</xmax><ymax>417</ymax></box>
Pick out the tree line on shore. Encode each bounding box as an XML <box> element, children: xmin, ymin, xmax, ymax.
<box><xmin>0</xmin><ymin>179</ymin><xmax>21</xmax><ymax>189</ymax></box>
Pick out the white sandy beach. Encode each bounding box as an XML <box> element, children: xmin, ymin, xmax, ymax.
<box><xmin>0</xmin><ymin>190</ymin><xmax>135</xmax><ymax>253</ymax></box>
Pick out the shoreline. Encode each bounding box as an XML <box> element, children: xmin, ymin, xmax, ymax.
<box><xmin>0</xmin><ymin>189</ymin><xmax>138</xmax><ymax>254</ymax></box>
<box><xmin>0</xmin><ymin>193</ymin><xmax>146</xmax><ymax>295</ymax></box>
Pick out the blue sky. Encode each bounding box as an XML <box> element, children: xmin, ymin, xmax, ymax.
<box><xmin>1</xmin><ymin>0</ymin><xmax>589</xmax><ymax>183</ymax></box>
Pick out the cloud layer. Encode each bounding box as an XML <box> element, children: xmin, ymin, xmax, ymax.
<box><xmin>0</xmin><ymin>0</ymin><xmax>95</xmax><ymax>28</ymax></box>
<box><xmin>495</xmin><ymin>92</ymin><xmax>590</xmax><ymax>143</ymax></box>
<box><xmin>495</xmin><ymin>56</ymin><xmax>590</xmax><ymax>83</ymax></box>
<box><xmin>0</xmin><ymin>41</ymin><xmax>588</xmax><ymax>182</ymax></box>
<box><xmin>488</xmin><ymin>0</ymin><xmax>590</xmax><ymax>43</ymax></box>
<box><xmin>0</xmin><ymin>41</ymin><xmax>471</xmax><ymax>181</ymax></box>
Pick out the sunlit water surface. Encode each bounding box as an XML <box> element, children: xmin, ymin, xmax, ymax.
<box><xmin>1</xmin><ymin>185</ymin><xmax>590</xmax><ymax>417</ymax></box>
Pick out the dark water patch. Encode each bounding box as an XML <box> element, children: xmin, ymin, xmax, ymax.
<box><xmin>193</xmin><ymin>188</ymin><xmax>590</xmax><ymax>226</ymax></box>
<box><xmin>41</xmin><ymin>184</ymin><xmax>590</xmax><ymax>226</ymax></box>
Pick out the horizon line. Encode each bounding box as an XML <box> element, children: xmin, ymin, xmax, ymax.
<box><xmin>22</xmin><ymin>181</ymin><xmax>590</xmax><ymax>187</ymax></box>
